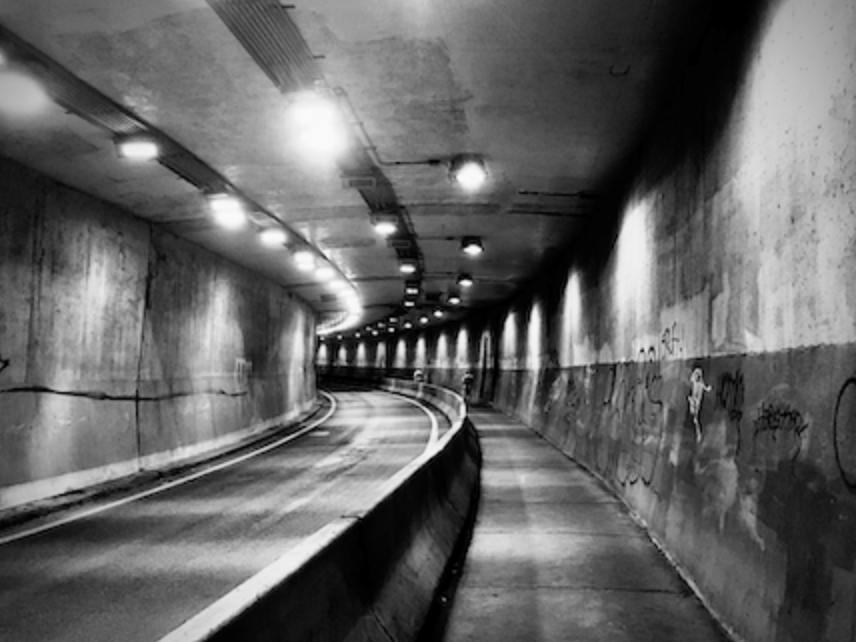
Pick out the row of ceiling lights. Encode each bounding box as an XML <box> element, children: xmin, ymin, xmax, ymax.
<box><xmin>117</xmin><ymin>131</ymin><xmax>363</xmax><ymax>318</ymax></box>
<box><xmin>0</xmin><ymin>40</ymin><xmax>488</xmax><ymax>336</ymax></box>
<box><xmin>0</xmin><ymin>49</ymin><xmax>364</xmax><ymax>324</ymax></box>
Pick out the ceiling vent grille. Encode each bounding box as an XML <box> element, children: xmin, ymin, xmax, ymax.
<box><xmin>206</xmin><ymin>0</ymin><xmax>320</xmax><ymax>92</ymax></box>
<box><xmin>386</xmin><ymin>238</ymin><xmax>413</xmax><ymax>250</ymax></box>
<box><xmin>341</xmin><ymin>175</ymin><xmax>377</xmax><ymax>190</ymax></box>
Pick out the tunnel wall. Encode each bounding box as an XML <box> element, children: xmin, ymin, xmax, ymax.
<box><xmin>318</xmin><ymin>1</ymin><xmax>856</xmax><ymax>640</ymax></box>
<box><xmin>0</xmin><ymin>157</ymin><xmax>317</xmax><ymax>509</ymax></box>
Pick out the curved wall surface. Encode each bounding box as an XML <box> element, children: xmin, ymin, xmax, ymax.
<box><xmin>0</xmin><ymin>157</ymin><xmax>317</xmax><ymax>509</ymax></box>
<box><xmin>318</xmin><ymin>1</ymin><xmax>856</xmax><ymax>640</ymax></box>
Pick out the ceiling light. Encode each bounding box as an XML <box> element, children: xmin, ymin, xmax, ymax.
<box><xmin>433</xmin><ymin>309</ymin><xmax>444</xmax><ymax>318</ymax></box>
<box><xmin>389</xmin><ymin>317</ymin><xmax>398</xmax><ymax>324</ymax></box>
<box><xmin>449</xmin><ymin>154</ymin><xmax>487</xmax><ymax>191</ymax></box>
<box><xmin>404</xmin><ymin>321</ymin><xmax>413</xmax><ymax>329</ymax></box>
<box><xmin>315</xmin><ymin>265</ymin><xmax>336</xmax><ymax>281</ymax></box>
<box><xmin>0</xmin><ymin>68</ymin><xmax>50</xmax><ymax>116</ymax></box>
<box><xmin>372</xmin><ymin>330</ymin><xmax>379</xmax><ymax>337</ymax></box>
<box><xmin>259</xmin><ymin>228</ymin><xmax>287</xmax><ymax>247</ymax></box>
<box><xmin>355</xmin><ymin>332</ymin><xmax>361</xmax><ymax>338</ymax></box>
<box><xmin>404</xmin><ymin>300</ymin><xmax>416</xmax><ymax>308</ymax></box>
<box><xmin>288</xmin><ymin>92</ymin><xmax>349</xmax><ymax>159</ymax></box>
<box><xmin>116</xmin><ymin>134</ymin><xmax>160</xmax><ymax>161</ymax></box>
<box><xmin>461</xmin><ymin>236</ymin><xmax>484</xmax><ymax>256</ymax></box>
<box><xmin>399</xmin><ymin>259</ymin><xmax>418</xmax><ymax>275</ymax></box>
<box><xmin>294</xmin><ymin>250</ymin><xmax>315</xmax><ymax>271</ymax></box>
<box><xmin>448</xmin><ymin>294</ymin><xmax>461</xmax><ymax>305</ymax></box>
<box><xmin>457</xmin><ymin>273</ymin><xmax>474</xmax><ymax>288</ymax></box>
<box><xmin>419</xmin><ymin>315</ymin><xmax>430</xmax><ymax>325</ymax></box>
<box><xmin>371</xmin><ymin>213</ymin><xmax>399</xmax><ymax>237</ymax></box>
<box><xmin>404</xmin><ymin>280</ymin><xmax>420</xmax><ymax>296</ymax></box>
<box><xmin>208</xmin><ymin>193</ymin><xmax>246</xmax><ymax>230</ymax></box>
<box><xmin>388</xmin><ymin>327</ymin><xmax>395</xmax><ymax>333</ymax></box>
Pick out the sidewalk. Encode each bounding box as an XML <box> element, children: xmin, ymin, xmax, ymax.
<box><xmin>440</xmin><ymin>408</ymin><xmax>730</xmax><ymax>642</ymax></box>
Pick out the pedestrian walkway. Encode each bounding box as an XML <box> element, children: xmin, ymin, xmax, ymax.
<box><xmin>440</xmin><ymin>409</ymin><xmax>730</xmax><ymax>642</ymax></box>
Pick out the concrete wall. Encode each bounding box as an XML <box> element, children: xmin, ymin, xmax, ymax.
<box><xmin>0</xmin><ymin>157</ymin><xmax>317</xmax><ymax>508</ymax></box>
<box><xmin>318</xmin><ymin>1</ymin><xmax>856</xmax><ymax>640</ymax></box>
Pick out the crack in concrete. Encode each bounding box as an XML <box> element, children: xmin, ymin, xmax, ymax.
<box><xmin>0</xmin><ymin>385</ymin><xmax>248</xmax><ymax>401</ymax></box>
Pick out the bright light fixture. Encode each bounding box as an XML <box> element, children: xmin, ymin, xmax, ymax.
<box><xmin>371</xmin><ymin>214</ymin><xmax>399</xmax><ymax>237</ymax></box>
<box><xmin>404</xmin><ymin>281</ymin><xmax>420</xmax><ymax>296</ymax></box>
<box><xmin>404</xmin><ymin>321</ymin><xmax>413</xmax><ymax>329</ymax></box>
<box><xmin>450</xmin><ymin>154</ymin><xmax>487</xmax><ymax>191</ymax></box>
<box><xmin>116</xmin><ymin>135</ymin><xmax>160</xmax><ymax>162</ymax></box>
<box><xmin>0</xmin><ymin>69</ymin><xmax>50</xmax><ymax>116</ymax></box>
<box><xmin>448</xmin><ymin>294</ymin><xmax>462</xmax><ymax>305</ymax></box>
<box><xmin>433</xmin><ymin>309</ymin><xmax>444</xmax><ymax>318</ymax></box>
<box><xmin>260</xmin><ymin>228</ymin><xmax>287</xmax><ymax>247</ymax></box>
<box><xmin>419</xmin><ymin>315</ymin><xmax>430</xmax><ymax>325</ymax></box>
<box><xmin>288</xmin><ymin>92</ymin><xmax>349</xmax><ymax>159</ymax></box>
<box><xmin>294</xmin><ymin>250</ymin><xmax>315</xmax><ymax>271</ymax></box>
<box><xmin>375</xmin><ymin>221</ymin><xmax>397</xmax><ymax>236</ymax></box>
<box><xmin>404</xmin><ymin>300</ymin><xmax>416</xmax><ymax>308</ymax></box>
<box><xmin>457</xmin><ymin>273</ymin><xmax>474</xmax><ymax>288</ymax></box>
<box><xmin>399</xmin><ymin>259</ymin><xmax>418</xmax><ymax>275</ymax></box>
<box><xmin>208</xmin><ymin>194</ymin><xmax>246</xmax><ymax>230</ymax></box>
<box><xmin>461</xmin><ymin>236</ymin><xmax>484</xmax><ymax>256</ymax></box>
<box><xmin>315</xmin><ymin>265</ymin><xmax>336</xmax><ymax>281</ymax></box>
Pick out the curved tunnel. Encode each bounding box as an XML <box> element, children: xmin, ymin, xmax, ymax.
<box><xmin>2</xmin><ymin>1</ymin><xmax>856</xmax><ymax>641</ymax></box>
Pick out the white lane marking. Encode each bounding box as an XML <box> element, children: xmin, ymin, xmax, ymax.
<box><xmin>394</xmin><ymin>394</ymin><xmax>440</xmax><ymax>453</ymax></box>
<box><xmin>0</xmin><ymin>391</ymin><xmax>339</xmax><ymax>546</ymax></box>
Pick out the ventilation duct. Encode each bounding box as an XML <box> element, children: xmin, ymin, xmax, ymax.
<box><xmin>205</xmin><ymin>0</ymin><xmax>320</xmax><ymax>92</ymax></box>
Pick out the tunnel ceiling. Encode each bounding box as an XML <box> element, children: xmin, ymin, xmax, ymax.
<box><xmin>0</xmin><ymin>0</ymin><xmax>712</xmax><ymax>334</ymax></box>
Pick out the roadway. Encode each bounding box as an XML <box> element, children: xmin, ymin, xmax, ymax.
<box><xmin>0</xmin><ymin>387</ymin><xmax>447</xmax><ymax>642</ymax></box>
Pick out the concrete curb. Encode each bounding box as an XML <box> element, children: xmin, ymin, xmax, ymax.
<box><xmin>157</xmin><ymin>378</ymin><xmax>482</xmax><ymax>642</ymax></box>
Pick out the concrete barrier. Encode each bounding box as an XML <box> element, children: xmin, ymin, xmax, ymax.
<box><xmin>158</xmin><ymin>379</ymin><xmax>481</xmax><ymax>642</ymax></box>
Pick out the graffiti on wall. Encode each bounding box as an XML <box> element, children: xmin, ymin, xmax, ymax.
<box><xmin>688</xmin><ymin>368</ymin><xmax>712</xmax><ymax>442</ymax></box>
<box><xmin>716</xmin><ymin>369</ymin><xmax>745</xmax><ymax>425</ymax></box>
<box><xmin>833</xmin><ymin>378</ymin><xmax>856</xmax><ymax>490</ymax></box>
<box><xmin>602</xmin><ymin>344</ymin><xmax>670</xmax><ymax>487</ymax></box>
<box><xmin>235</xmin><ymin>358</ymin><xmax>253</xmax><ymax>388</ymax></box>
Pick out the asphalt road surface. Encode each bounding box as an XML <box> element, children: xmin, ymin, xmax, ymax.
<box><xmin>0</xmin><ymin>388</ymin><xmax>446</xmax><ymax>642</ymax></box>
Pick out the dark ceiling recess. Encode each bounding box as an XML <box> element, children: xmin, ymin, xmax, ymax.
<box><xmin>206</xmin><ymin>0</ymin><xmax>425</xmax><ymax>286</ymax></box>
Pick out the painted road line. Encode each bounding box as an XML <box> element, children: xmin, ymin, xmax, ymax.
<box><xmin>395</xmin><ymin>394</ymin><xmax>440</xmax><ymax>452</ymax></box>
<box><xmin>0</xmin><ymin>392</ymin><xmax>338</xmax><ymax>546</ymax></box>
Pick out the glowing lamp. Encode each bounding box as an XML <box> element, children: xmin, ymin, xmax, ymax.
<box><xmin>208</xmin><ymin>194</ymin><xmax>246</xmax><ymax>229</ymax></box>
<box><xmin>260</xmin><ymin>228</ymin><xmax>287</xmax><ymax>247</ymax></box>
<box><xmin>116</xmin><ymin>134</ymin><xmax>160</xmax><ymax>161</ymax></box>
<box><xmin>457</xmin><ymin>273</ymin><xmax>474</xmax><ymax>288</ymax></box>
<box><xmin>0</xmin><ymin>69</ymin><xmax>50</xmax><ymax>116</ymax></box>
<box><xmin>461</xmin><ymin>236</ymin><xmax>484</xmax><ymax>256</ymax></box>
<box><xmin>449</xmin><ymin>154</ymin><xmax>487</xmax><ymax>191</ymax></box>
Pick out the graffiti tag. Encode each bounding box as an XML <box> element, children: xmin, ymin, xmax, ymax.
<box><xmin>833</xmin><ymin>378</ymin><xmax>856</xmax><ymax>491</ymax></box>
<box><xmin>716</xmin><ymin>370</ymin><xmax>745</xmax><ymax>424</ymax></box>
<box><xmin>753</xmin><ymin>402</ymin><xmax>809</xmax><ymax>440</ymax></box>
<box><xmin>688</xmin><ymin>367</ymin><xmax>712</xmax><ymax>442</ymax></box>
